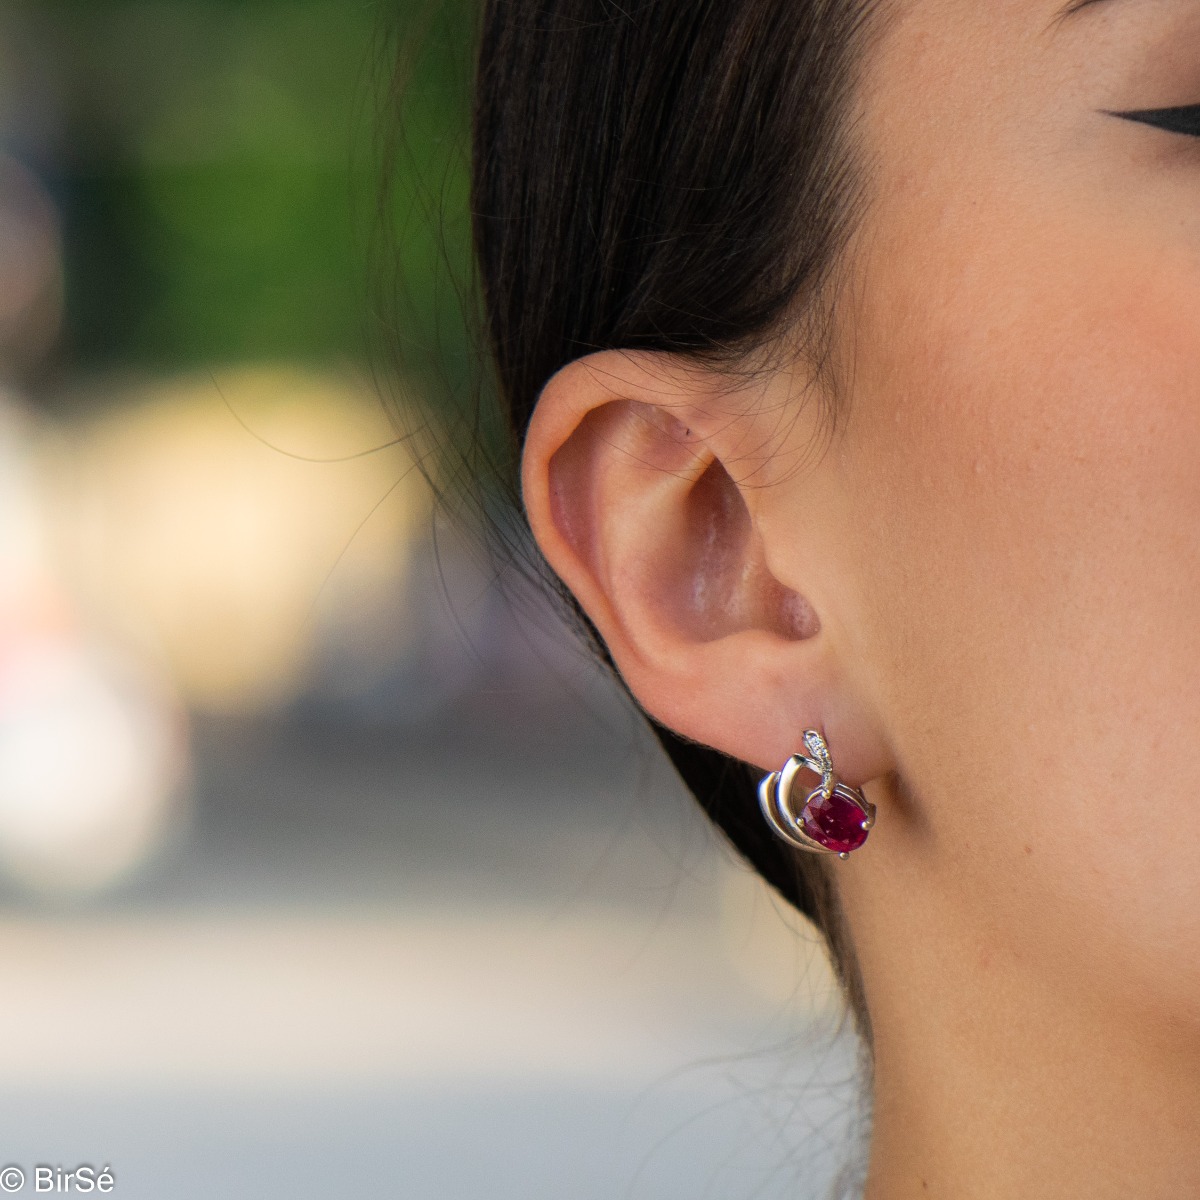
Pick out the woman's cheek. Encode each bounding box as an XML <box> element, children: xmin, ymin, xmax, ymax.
<box><xmin>828</xmin><ymin>199</ymin><xmax>1200</xmax><ymax>1018</ymax></box>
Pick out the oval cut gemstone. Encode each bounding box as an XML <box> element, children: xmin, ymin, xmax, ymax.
<box><xmin>799</xmin><ymin>788</ymin><xmax>870</xmax><ymax>855</ymax></box>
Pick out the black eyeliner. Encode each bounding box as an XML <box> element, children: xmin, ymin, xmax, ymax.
<box><xmin>1107</xmin><ymin>105</ymin><xmax>1200</xmax><ymax>138</ymax></box>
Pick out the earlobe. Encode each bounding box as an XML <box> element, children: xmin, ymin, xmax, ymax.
<box><xmin>521</xmin><ymin>349</ymin><xmax>884</xmax><ymax>779</ymax></box>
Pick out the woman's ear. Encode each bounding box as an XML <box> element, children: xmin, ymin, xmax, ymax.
<box><xmin>522</xmin><ymin>349</ymin><xmax>884</xmax><ymax>779</ymax></box>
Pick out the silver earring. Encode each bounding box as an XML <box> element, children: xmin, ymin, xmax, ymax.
<box><xmin>758</xmin><ymin>729</ymin><xmax>875</xmax><ymax>859</ymax></box>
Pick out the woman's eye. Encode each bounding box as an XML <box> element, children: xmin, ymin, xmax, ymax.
<box><xmin>1111</xmin><ymin>105</ymin><xmax>1200</xmax><ymax>138</ymax></box>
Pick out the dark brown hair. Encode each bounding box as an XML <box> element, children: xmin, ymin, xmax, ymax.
<box><xmin>464</xmin><ymin>0</ymin><xmax>882</xmax><ymax>1034</ymax></box>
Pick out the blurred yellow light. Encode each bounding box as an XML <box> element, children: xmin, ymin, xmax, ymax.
<box><xmin>49</xmin><ymin>366</ymin><xmax>430</xmax><ymax>713</ymax></box>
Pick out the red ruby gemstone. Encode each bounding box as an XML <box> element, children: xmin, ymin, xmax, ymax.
<box><xmin>799</xmin><ymin>789</ymin><xmax>870</xmax><ymax>855</ymax></box>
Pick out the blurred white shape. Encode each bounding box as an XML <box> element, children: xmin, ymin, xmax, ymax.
<box><xmin>0</xmin><ymin>640</ymin><xmax>186</xmax><ymax>893</ymax></box>
<box><xmin>0</xmin><ymin>394</ymin><xmax>186</xmax><ymax>894</ymax></box>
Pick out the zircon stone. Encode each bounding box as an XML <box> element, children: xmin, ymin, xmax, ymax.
<box><xmin>799</xmin><ymin>788</ymin><xmax>870</xmax><ymax>855</ymax></box>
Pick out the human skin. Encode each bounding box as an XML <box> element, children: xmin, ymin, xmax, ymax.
<box><xmin>519</xmin><ymin>0</ymin><xmax>1200</xmax><ymax>1196</ymax></box>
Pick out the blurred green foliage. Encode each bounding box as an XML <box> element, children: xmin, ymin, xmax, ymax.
<box><xmin>22</xmin><ymin>0</ymin><xmax>475</xmax><ymax>384</ymax></box>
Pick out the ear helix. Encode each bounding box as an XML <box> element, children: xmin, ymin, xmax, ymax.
<box><xmin>758</xmin><ymin>729</ymin><xmax>875</xmax><ymax>859</ymax></box>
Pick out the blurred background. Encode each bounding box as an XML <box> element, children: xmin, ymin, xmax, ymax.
<box><xmin>0</xmin><ymin>2</ymin><xmax>865</xmax><ymax>1197</ymax></box>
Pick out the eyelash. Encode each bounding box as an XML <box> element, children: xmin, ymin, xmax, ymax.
<box><xmin>1110</xmin><ymin>105</ymin><xmax>1200</xmax><ymax>138</ymax></box>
